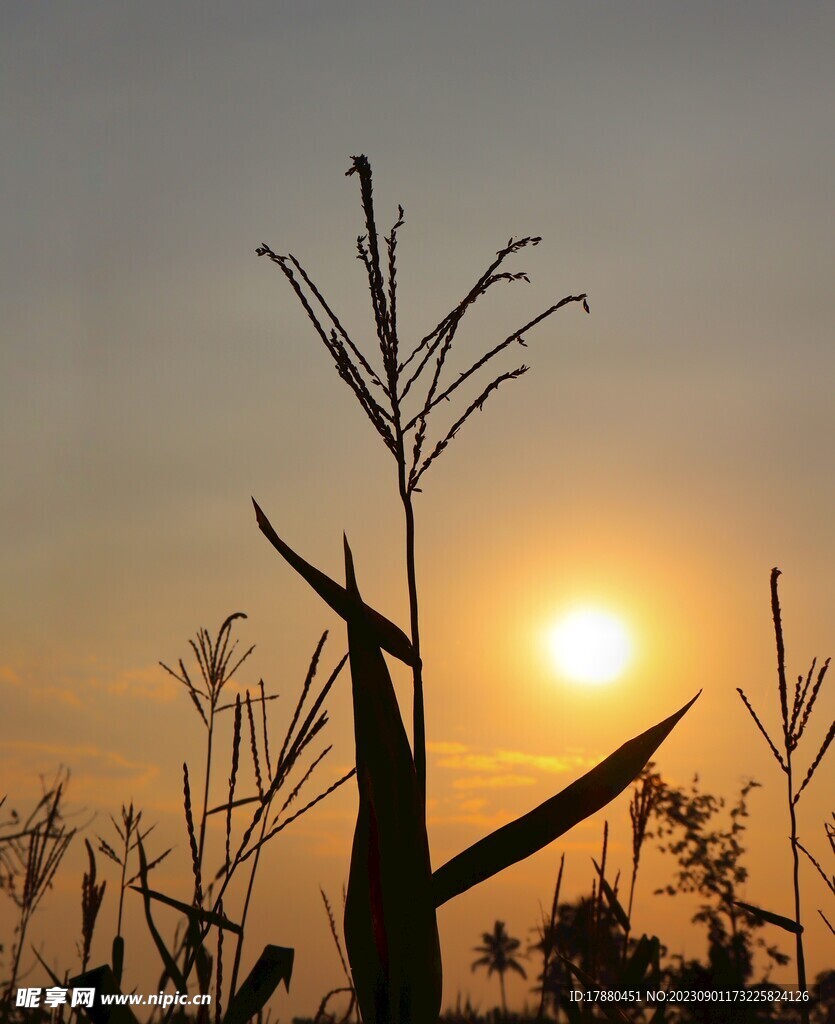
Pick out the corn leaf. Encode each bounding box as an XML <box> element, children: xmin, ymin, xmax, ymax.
<box><xmin>252</xmin><ymin>499</ymin><xmax>416</xmax><ymax>665</ymax></box>
<box><xmin>66</xmin><ymin>965</ymin><xmax>139</xmax><ymax>1024</ymax></box>
<box><xmin>734</xmin><ymin>900</ymin><xmax>803</xmax><ymax>934</ymax></box>
<box><xmin>621</xmin><ymin>934</ymin><xmax>660</xmax><ymax>989</ymax></box>
<box><xmin>223</xmin><ymin>945</ymin><xmax>294</xmax><ymax>1024</ymax></box>
<box><xmin>342</xmin><ymin>537</ymin><xmax>442</xmax><ymax>1024</ymax></box>
<box><xmin>31</xmin><ymin>947</ymin><xmax>63</xmax><ymax>988</ymax></box>
<box><xmin>135</xmin><ymin>835</ymin><xmax>186</xmax><ymax>991</ymax></box>
<box><xmin>129</xmin><ymin>885</ymin><xmax>242</xmax><ymax>935</ymax></box>
<box><xmin>592</xmin><ymin>858</ymin><xmax>630</xmax><ymax>932</ymax></box>
<box><xmin>432</xmin><ymin>691</ymin><xmax>700</xmax><ymax>906</ymax></box>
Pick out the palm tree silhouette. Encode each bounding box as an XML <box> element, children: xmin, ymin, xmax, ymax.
<box><xmin>471</xmin><ymin>920</ymin><xmax>527</xmax><ymax>1018</ymax></box>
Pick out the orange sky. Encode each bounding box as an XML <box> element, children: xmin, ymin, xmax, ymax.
<box><xmin>2</xmin><ymin>3</ymin><xmax>834</xmax><ymax>1018</ymax></box>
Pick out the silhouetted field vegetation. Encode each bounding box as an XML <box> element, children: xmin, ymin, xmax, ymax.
<box><xmin>3</xmin><ymin>158</ymin><xmax>832</xmax><ymax>1023</ymax></box>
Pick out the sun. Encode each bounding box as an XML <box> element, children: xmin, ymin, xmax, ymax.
<box><xmin>547</xmin><ymin>607</ymin><xmax>633</xmax><ymax>685</ymax></box>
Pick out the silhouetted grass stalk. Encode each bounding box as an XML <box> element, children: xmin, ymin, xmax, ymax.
<box><xmin>257</xmin><ymin>155</ymin><xmax>588</xmax><ymax>800</ymax></box>
<box><xmin>226</xmin><ymin>637</ymin><xmax>337</xmax><ymax>999</ymax></box>
<box><xmin>1</xmin><ymin>774</ymin><xmax>74</xmax><ymax>1006</ymax></box>
<box><xmin>255</xmin><ymin>156</ymin><xmax>702</xmax><ymax>1024</ymax></box>
<box><xmin>737</xmin><ymin>568</ymin><xmax>834</xmax><ymax>1020</ymax></box>
<box><xmin>169</xmin><ymin>635</ymin><xmax>352</xmax><ymax>1006</ymax></box>
<box><xmin>798</xmin><ymin>812</ymin><xmax>835</xmax><ymax>936</ymax></box>
<box><xmin>535</xmin><ymin>852</ymin><xmax>564</xmax><ymax>1021</ymax></box>
<box><xmin>623</xmin><ymin>767</ymin><xmax>660</xmax><ymax>964</ymax></box>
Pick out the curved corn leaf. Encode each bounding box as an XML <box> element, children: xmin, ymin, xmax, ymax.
<box><xmin>432</xmin><ymin>691</ymin><xmax>700</xmax><ymax>906</ymax></box>
<box><xmin>128</xmin><ymin>885</ymin><xmax>242</xmax><ymax>934</ymax></box>
<box><xmin>31</xmin><ymin>947</ymin><xmax>63</xmax><ymax>988</ymax></box>
<box><xmin>66</xmin><ymin>965</ymin><xmax>138</xmax><ymax>1024</ymax></box>
<box><xmin>135</xmin><ymin>835</ymin><xmax>186</xmax><ymax>991</ymax></box>
<box><xmin>342</xmin><ymin>537</ymin><xmax>442</xmax><ymax>1024</ymax></box>
<box><xmin>252</xmin><ymin>499</ymin><xmax>416</xmax><ymax>665</ymax></box>
<box><xmin>223</xmin><ymin>945</ymin><xmax>294</xmax><ymax>1024</ymax></box>
<box><xmin>734</xmin><ymin>900</ymin><xmax>803</xmax><ymax>934</ymax></box>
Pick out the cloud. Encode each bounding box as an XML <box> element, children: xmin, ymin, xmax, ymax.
<box><xmin>455</xmin><ymin>797</ymin><xmax>487</xmax><ymax>814</ymax></box>
<box><xmin>452</xmin><ymin>773</ymin><xmax>537</xmax><ymax>790</ymax></box>
<box><xmin>0</xmin><ymin>664</ymin><xmax>22</xmax><ymax>687</ymax></box>
<box><xmin>425</xmin><ymin>739</ymin><xmax>603</xmax><ymax>832</ymax></box>
<box><xmin>427</xmin><ymin>807</ymin><xmax>509</xmax><ymax>830</ymax></box>
<box><xmin>1</xmin><ymin>657</ymin><xmax>183</xmax><ymax>708</ymax></box>
<box><xmin>40</xmin><ymin>685</ymin><xmax>84</xmax><ymax>708</ymax></box>
<box><xmin>426</xmin><ymin>741</ymin><xmax>469</xmax><ymax>756</ymax></box>
<box><xmin>2</xmin><ymin>739</ymin><xmax>160</xmax><ymax>808</ymax></box>
<box><xmin>1</xmin><ymin>669</ymin><xmax>85</xmax><ymax>708</ymax></box>
<box><xmin>433</xmin><ymin>747</ymin><xmax>597</xmax><ymax>776</ymax></box>
<box><xmin>101</xmin><ymin>664</ymin><xmax>179</xmax><ymax>704</ymax></box>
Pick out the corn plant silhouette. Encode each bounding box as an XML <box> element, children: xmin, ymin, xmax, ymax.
<box><xmin>736</xmin><ymin>568</ymin><xmax>834</xmax><ymax>1022</ymax></box>
<box><xmin>798</xmin><ymin>812</ymin><xmax>835</xmax><ymax>937</ymax></box>
<box><xmin>56</xmin><ymin>617</ymin><xmax>353</xmax><ymax>1024</ymax></box>
<box><xmin>1</xmin><ymin>772</ymin><xmax>74</xmax><ymax>1008</ymax></box>
<box><xmin>254</xmin><ymin>155</ymin><xmax>699</xmax><ymax>1024</ymax></box>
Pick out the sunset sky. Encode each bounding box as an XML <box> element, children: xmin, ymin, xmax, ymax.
<box><xmin>2</xmin><ymin>3</ymin><xmax>834</xmax><ymax>1017</ymax></box>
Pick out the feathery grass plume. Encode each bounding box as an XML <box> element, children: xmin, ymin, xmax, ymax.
<box><xmin>535</xmin><ymin>852</ymin><xmax>564</xmax><ymax>1021</ymax></box>
<box><xmin>1</xmin><ymin>770</ymin><xmax>75</xmax><ymax>1005</ymax></box>
<box><xmin>223</xmin><ymin>637</ymin><xmax>348</xmax><ymax>1003</ymax></box>
<box><xmin>160</xmin><ymin>613</ymin><xmax>255</xmax><ymax>883</ymax></box>
<box><xmin>257</xmin><ymin>154</ymin><xmax>588</xmax><ymax>800</ymax></box>
<box><xmin>623</xmin><ymin>764</ymin><xmax>662</xmax><ymax>961</ymax></box>
<box><xmin>183</xmin><ymin>763</ymin><xmax>204</xmax><ymax>909</ymax></box>
<box><xmin>97</xmin><ymin>803</ymin><xmax>171</xmax><ymax>985</ymax></box>
<box><xmin>225</xmin><ymin>697</ymin><xmax>243</xmax><ymax>879</ymax></box>
<box><xmin>158</xmin><ymin>634</ymin><xmax>352</xmax><ymax>1017</ymax></box>
<box><xmin>736</xmin><ymin>568</ymin><xmax>834</xmax><ymax>1015</ymax></box>
<box><xmin>312</xmin><ymin>888</ymin><xmax>356</xmax><ymax>1024</ymax></box>
<box><xmin>79</xmin><ymin>839</ymin><xmax>106</xmax><ymax>973</ymax></box>
<box><xmin>245</xmin><ymin>693</ymin><xmax>264</xmax><ymax>800</ymax></box>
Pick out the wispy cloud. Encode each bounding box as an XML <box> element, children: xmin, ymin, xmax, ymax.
<box><xmin>2</xmin><ymin>657</ymin><xmax>180</xmax><ymax>708</ymax></box>
<box><xmin>100</xmin><ymin>664</ymin><xmax>178</xmax><ymax>704</ymax></box>
<box><xmin>2</xmin><ymin>739</ymin><xmax>160</xmax><ymax>808</ymax></box>
<box><xmin>428</xmin><ymin>740</ymin><xmax>598</xmax><ymax>786</ymax></box>
<box><xmin>425</xmin><ymin>739</ymin><xmax>602</xmax><ymax>832</ymax></box>
<box><xmin>452</xmin><ymin>773</ymin><xmax>537</xmax><ymax>790</ymax></box>
<box><xmin>0</xmin><ymin>664</ymin><xmax>22</xmax><ymax>687</ymax></box>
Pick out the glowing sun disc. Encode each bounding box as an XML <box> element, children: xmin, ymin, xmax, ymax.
<box><xmin>548</xmin><ymin>608</ymin><xmax>632</xmax><ymax>684</ymax></box>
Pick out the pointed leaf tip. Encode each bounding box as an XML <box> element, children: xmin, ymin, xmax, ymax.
<box><xmin>734</xmin><ymin>900</ymin><xmax>802</xmax><ymax>934</ymax></box>
<box><xmin>223</xmin><ymin>945</ymin><xmax>294</xmax><ymax>1024</ymax></box>
<box><xmin>343</xmin><ymin>534</ymin><xmax>356</xmax><ymax>593</ymax></box>
<box><xmin>432</xmin><ymin>691</ymin><xmax>700</xmax><ymax>906</ymax></box>
<box><xmin>252</xmin><ymin>499</ymin><xmax>417</xmax><ymax>666</ymax></box>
